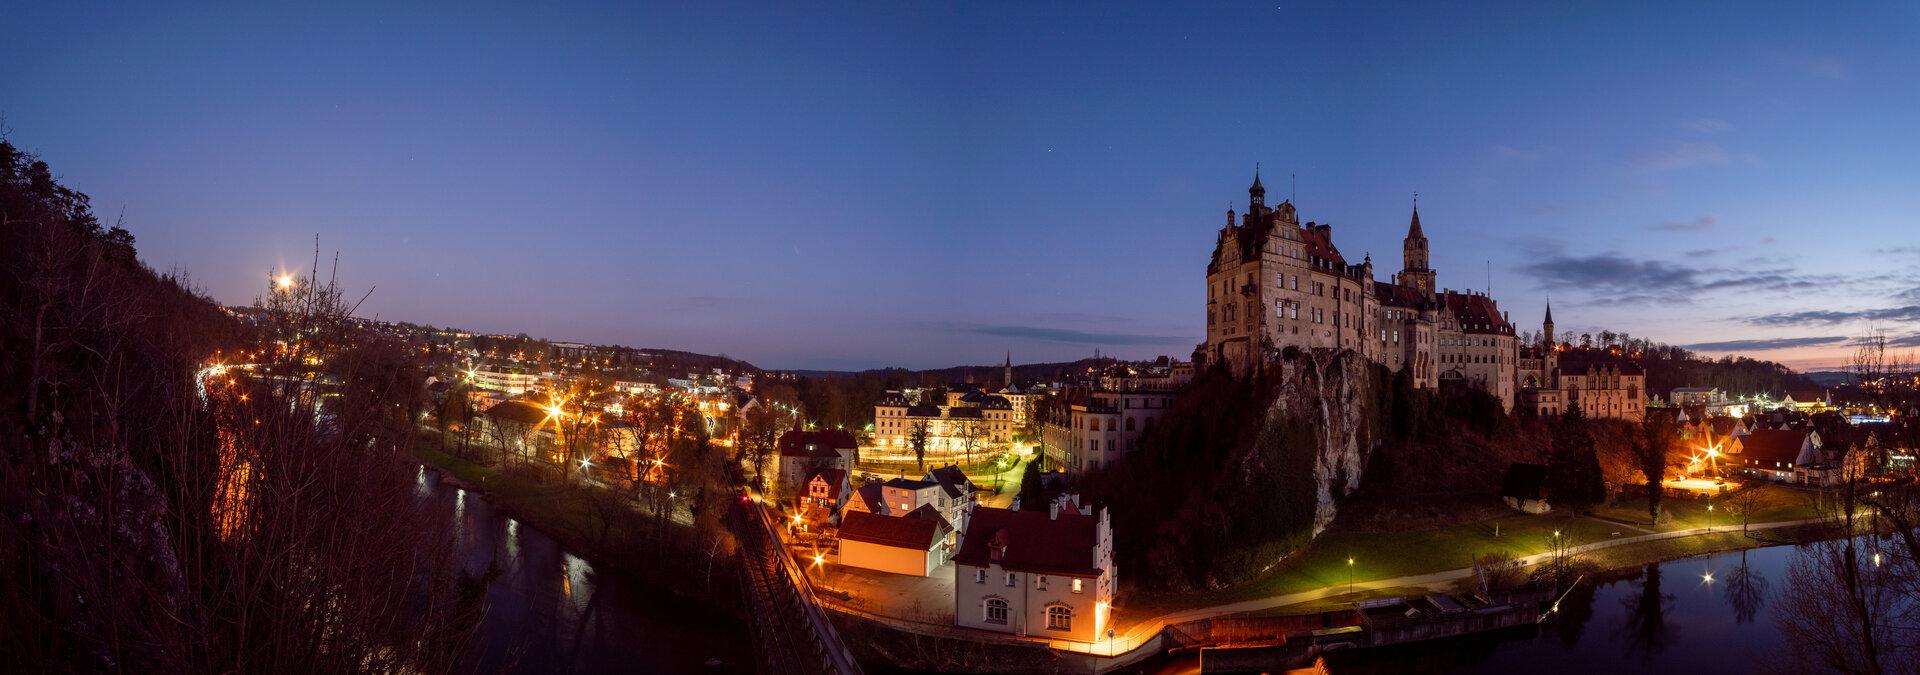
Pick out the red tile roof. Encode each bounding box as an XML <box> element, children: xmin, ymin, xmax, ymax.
<box><xmin>1440</xmin><ymin>291</ymin><xmax>1512</xmax><ymax>334</ymax></box>
<box><xmin>1374</xmin><ymin>281</ymin><xmax>1427</xmax><ymax>308</ymax></box>
<box><xmin>1738</xmin><ymin>429</ymin><xmax>1813</xmax><ymax>466</ymax></box>
<box><xmin>952</xmin><ymin>506</ymin><xmax>1105</xmax><ymax>577</ymax></box>
<box><xmin>838</xmin><ymin>505</ymin><xmax>949</xmax><ymax>550</ymax></box>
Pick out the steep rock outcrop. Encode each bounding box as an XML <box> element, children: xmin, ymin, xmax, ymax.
<box><xmin>1257</xmin><ymin>348</ymin><xmax>1384</xmax><ymax>536</ymax></box>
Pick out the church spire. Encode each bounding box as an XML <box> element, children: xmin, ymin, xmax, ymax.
<box><xmin>1003</xmin><ymin>351</ymin><xmax>1013</xmax><ymax>388</ymax></box>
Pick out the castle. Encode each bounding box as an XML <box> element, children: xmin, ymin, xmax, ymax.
<box><xmin>1197</xmin><ymin>169</ymin><xmax>1640</xmax><ymax>418</ymax></box>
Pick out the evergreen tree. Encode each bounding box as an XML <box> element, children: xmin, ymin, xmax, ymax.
<box><xmin>1549</xmin><ymin>403</ymin><xmax>1605</xmax><ymax>510</ymax></box>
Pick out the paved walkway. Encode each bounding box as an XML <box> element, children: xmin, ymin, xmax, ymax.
<box><xmin>821</xmin><ymin>517</ymin><xmax>1827</xmax><ymax>663</ymax></box>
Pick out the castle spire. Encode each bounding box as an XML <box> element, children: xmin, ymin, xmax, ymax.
<box><xmin>1248</xmin><ymin>164</ymin><xmax>1266</xmax><ymax>211</ymax></box>
<box><xmin>1407</xmin><ymin>194</ymin><xmax>1425</xmax><ymax>241</ymax></box>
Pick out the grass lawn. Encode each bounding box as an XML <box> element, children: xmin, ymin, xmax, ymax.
<box><xmin>1591</xmin><ymin>482</ymin><xmax>1822</xmax><ymax>532</ymax></box>
<box><xmin>1120</xmin><ymin>483</ymin><xmax>1837</xmax><ymax>624</ymax></box>
<box><xmin>1124</xmin><ymin>510</ymin><xmax>1623</xmax><ymax>619</ymax></box>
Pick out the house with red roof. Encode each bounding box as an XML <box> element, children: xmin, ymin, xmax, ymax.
<box><xmin>838</xmin><ymin>505</ymin><xmax>953</xmax><ymax>577</ymax></box>
<box><xmin>775</xmin><ymin>429</ymin><xmax>853</xmax><ymax>503</ymax></box>
<box><xmin>1731</xmin><ymin>428</ymin><xmax>1821</xmax><ymax>482</ymax></box>
<box><xmin>952</xmin><ymin>503</ymin><xmax>1114</xmax><ymax>643</ymax></box>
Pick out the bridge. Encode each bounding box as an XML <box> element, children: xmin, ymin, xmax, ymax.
<box><xmin>730</xmin><ymin>499</ymin><xmax>864</xmax><ymax>675</ymax></box>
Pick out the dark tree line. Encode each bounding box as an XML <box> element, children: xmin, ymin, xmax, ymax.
<box><xmin>0</xmin><ymin>138</ymin><xmax>480</xmax><ymax>672</ymax></box>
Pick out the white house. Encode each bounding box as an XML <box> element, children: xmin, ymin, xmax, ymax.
<box><xmin>951</xmin><ymin>504</ymin><xmax>1115</xmax><ymax>643</ymax></box>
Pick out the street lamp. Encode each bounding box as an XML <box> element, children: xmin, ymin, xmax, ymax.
<box><xmin>1347</xmin><ymin>557</ymin><xmax>1355</xmax><ymax>602</ymax></box>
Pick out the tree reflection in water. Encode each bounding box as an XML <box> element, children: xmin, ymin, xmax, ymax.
<box><xmin>1722</xmin><ymin>549</ymin><xmax>1769</xmax><ymax>625</ymax></box>
<box><xmin>1550</xmin><ymin>580</ymin><xmax>1598</xmax><ymax>646</ymax></box>
<box><xmin>1617</xmin><ymin>562</ymin><xmax>1676</xmax><ymax>660</ymax></box>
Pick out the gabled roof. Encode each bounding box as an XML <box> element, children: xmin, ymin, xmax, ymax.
<box><xmin>805</xmin><ymin>468</ymin><xmax>848</xmax><ymax>499</ymax></box>
<box><xmin>1440</xmin><ymin>291</ymin><xmax>1511</xmax><ymax>334</ymax></box>
<box><xmin>883</xmin><ymin>477</ymin><xmax>938</xmax><ymax>491</ymax></box>
<box><xmin>1299</xmin><ymin>223</ymin><xmax>1347</xmax><ymax>267</ymax></box>
<box><xmin>838</xmin><ymin>506</ymin><xmax>949</xmax><ymax>551</ymax></box>
<box><xmin>926</xmin><ymin>465</ymin><xmax>974</xmax><ymax>499</ymax></box>
<box><xmin>1374</xmin><ymin>281</ymin><xmax>1427</xmax><ymax>308</ymax></box>
<box><xmin>952</xmin><ymin>506</ymin><xmax>1104</xmax><ymax>577</ymax></box>
<box><xmin>1739</xmin><ymin>429</ymin><xmax>1814</xmax><ymax>466</ymax></box>
<box><xmin>484</xmin><ymin>400</ymin><xmax>551</xmax><ymax>425</ymax></box>
<box><xmin>851</xmin><ymin>482</ymin><xmax>887</xmax><ymax>514</ymax></box>
<box><xmin>777</xmin><ymin>429</ymin><xmax>855</xmax><ymax>458</ymax></box>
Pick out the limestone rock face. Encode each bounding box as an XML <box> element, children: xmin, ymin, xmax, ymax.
<box><xmin>1262</xmin><ymin>349</ymin><xmax>1379</xmax><ymax>536</ymax></box>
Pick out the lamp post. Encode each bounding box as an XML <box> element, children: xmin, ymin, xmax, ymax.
<box><xmin>1347</xmin><ymin>557</ymin><xmax>1356</xmax><ymax>604</ymax></box>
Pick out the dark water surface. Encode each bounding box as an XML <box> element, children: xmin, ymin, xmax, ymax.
<box><xmin>417</xmin><ymin>467</ymin><xmax>751</xmax><ymax>674</ymax></box>
<box><xmin>1138</xmin><ymin>538</ymin><xmax>1895</xmax><ymax>675</ymax></box>
<box><xmin>1326</xmin><ymin>541</ymin><xmax>1817</xmax><ymax>674</ymax></box>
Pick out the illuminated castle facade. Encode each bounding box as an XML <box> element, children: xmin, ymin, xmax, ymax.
<box><xmin>1199</xmin><ymin>170</ymin><xmax>1518</xmax><ymax>409</ymax></box>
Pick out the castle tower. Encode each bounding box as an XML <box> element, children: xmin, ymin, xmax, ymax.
<box><xmin>1542</xmin><ymin>301</ymin><xmax>1555</xmax><ymax>349</ymax></box>
<box><xmin>1248</xmin><ymin>167</ymin><xmax>1266</xmax><ymax>214</ymax></box>
<box><xmin>1401</xmin><ymin>203</ymin><xmax>1435</xmax><ymax>296</ymax></box>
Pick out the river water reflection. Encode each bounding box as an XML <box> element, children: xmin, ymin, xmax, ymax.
<box><xmin>1326</xmin><ymin>541</ymin><xmax>1816</xmax><ymax>674</ymax></box>
<box><xmin>416</xmin><ymin>467</ymin><xmax>750</xmax><ymax>673</ymax></box>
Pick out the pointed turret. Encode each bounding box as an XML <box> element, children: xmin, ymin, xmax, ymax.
<box><xmin>1004</xmin><ymin>351</ymin><xmax>1013</xmax><ymax>389</ymax></box>
<box><xmin>1400</xmin><ymin>199</ymin><xmax>1435</xmax><ymax>296</ymax></box>
<box><xmin>1248</xmin><ymin>166</ymin><xmax>1266</xmax><ymax>212</ymax></box>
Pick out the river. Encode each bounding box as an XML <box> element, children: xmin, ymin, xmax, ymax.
<box><xmin>1324</xmin><ymin>540</ymin><xmax>1855</xmax><ymax>674</ymax></box>
<box><xmin>1141</xmin><ymin>537</ymin><xmax>1902</xmax><ymax>674</ymax></box>
<box><xmin>416</xmin><ymin>466</ymin><xmax>752</xmax><ymax>674</ymax></box>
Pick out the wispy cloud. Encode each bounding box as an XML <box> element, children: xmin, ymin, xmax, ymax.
<box><xmin>1519</xmin><ymin>249</ymin><xmax>1834</xmax><ymax>304</ymax></box>
<box><xmin>1684</xmin><ymin>336</ymin><xmax>1851</xmax><ymax>351</ymax></box>
<box><xmin>917</xmin><ymin>321</ymin><xmax>1189</xmax><ymax>346</ymax></box>
<box><xmin>1745</xmin><ymin>305</ymin><xmax>1920</xmax><ymax>327</ymax></box>
<box><xmin>1648</xmin><ymin>214</ymin><xmax>1719</xmax><ymax>232</ymax></box>
<box><xmin>1630</xmin><ymin>142</ymin><xmax>1731</xmax><ymax>173</ymax></box>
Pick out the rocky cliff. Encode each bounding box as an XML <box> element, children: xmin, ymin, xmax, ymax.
<box><xmin>1256</xmin><ymin>348</ymin><xmax>1386</xmax><ymax>536</ymax></box>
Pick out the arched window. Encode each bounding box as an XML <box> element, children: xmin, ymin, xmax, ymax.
<box><xmin>1125</xmin><ymin>417</ymin><xmax>1136</xmax><ymax>432</ymax></box>
<box><xmin>1105</xmin><ymin>419</ymin><xmax>1115</xmax><ymax>432</ymax></box>
<box><xmin>1046</xmin><ymin>605</ymin><xmax>1073</xmax><ymax>631</ymax></box>
<box><xmin>984</xmin><ymin>598</ymin><xmax>1009</xmax><ymax>625</ymax></box>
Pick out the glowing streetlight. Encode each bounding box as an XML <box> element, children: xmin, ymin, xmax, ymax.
<box><xmin>812</xmin><ymin>554</ymin><xmax>826</xmax><ymax>567</ymax></box>
<box><xmin>1702</xmin><ymin>572</ymin><xmax>1713</xmax><ymax>584</ymax></box>
<box><xmin>1347</xmin><ymin>557</ymin><xmax>1356</xmax><ymax>601</ymax></box>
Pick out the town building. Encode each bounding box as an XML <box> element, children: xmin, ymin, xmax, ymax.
<box><xmin>878</xmin><ymin>465</ymin><xmax>977</xmax><ymax>535</ymax></box>
<box><xmin>1040</xmin><ymin>387</ymin><xmax>1177</xmax><ymax>473</ymax></box>
<box><xmin>1731</xmin><ymin>428</ymin><xmax>1822</xmax><ymax>482</ymax></box>
<box><xmin>1516</xmin><ymin>305</ymin><xmax>1647</xmax><ymax>421</ymax></box>
<box><xmin>472</xmin><ymin>367</ymin><xmax>541</xmax><ymax>396</ymax></box>
<box><xmin>952</xmin><ymin>502</ymin><xmax>1115</xmax><ymax>643</ymax></box>
<box><xmin>838</xmin><ymin>506</ymin><xmax>953</xmax><ymax>577</ymax></box>
<box><xmin>873</xmin><ymin>390</ymin><xmax>1018</xmax><ymax>457</ymax></box>
<box><xmin>776</xmin><ymin>430</ymin><xmax>854</xmax><ymax>503</ymax></box>
<box><xmin>1197</xmin><ymin>171</ymin><xmax>1521</xmax><ymax>409</ymax></box>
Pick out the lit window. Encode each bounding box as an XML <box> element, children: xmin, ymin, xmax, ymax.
<box><xmin>1072</xmin><ymin>578</ymin><xmax>1084</xmax><ymax>594</ymax></box>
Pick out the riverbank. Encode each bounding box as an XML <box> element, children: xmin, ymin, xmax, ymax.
<box><xmin>411</xmin><ymin>435</ymin><xmax>742</xmax><ymax>611</ymax></box>
<box><xmin>810</xmin><ymin>484</ymin><xmax>1839</xmax><ymax>673</ymax></box>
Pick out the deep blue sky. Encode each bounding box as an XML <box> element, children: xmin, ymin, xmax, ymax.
<box><xmin>6</xmin><ymin>2</ymin><xmax>1917</xmax><ymax>370</ymax></box>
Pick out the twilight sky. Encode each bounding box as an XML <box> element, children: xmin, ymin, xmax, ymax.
<box><xmin>6</xmin><ymin>2</ymin><xmax>1918</xmax><ymax>371</ymax></box>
